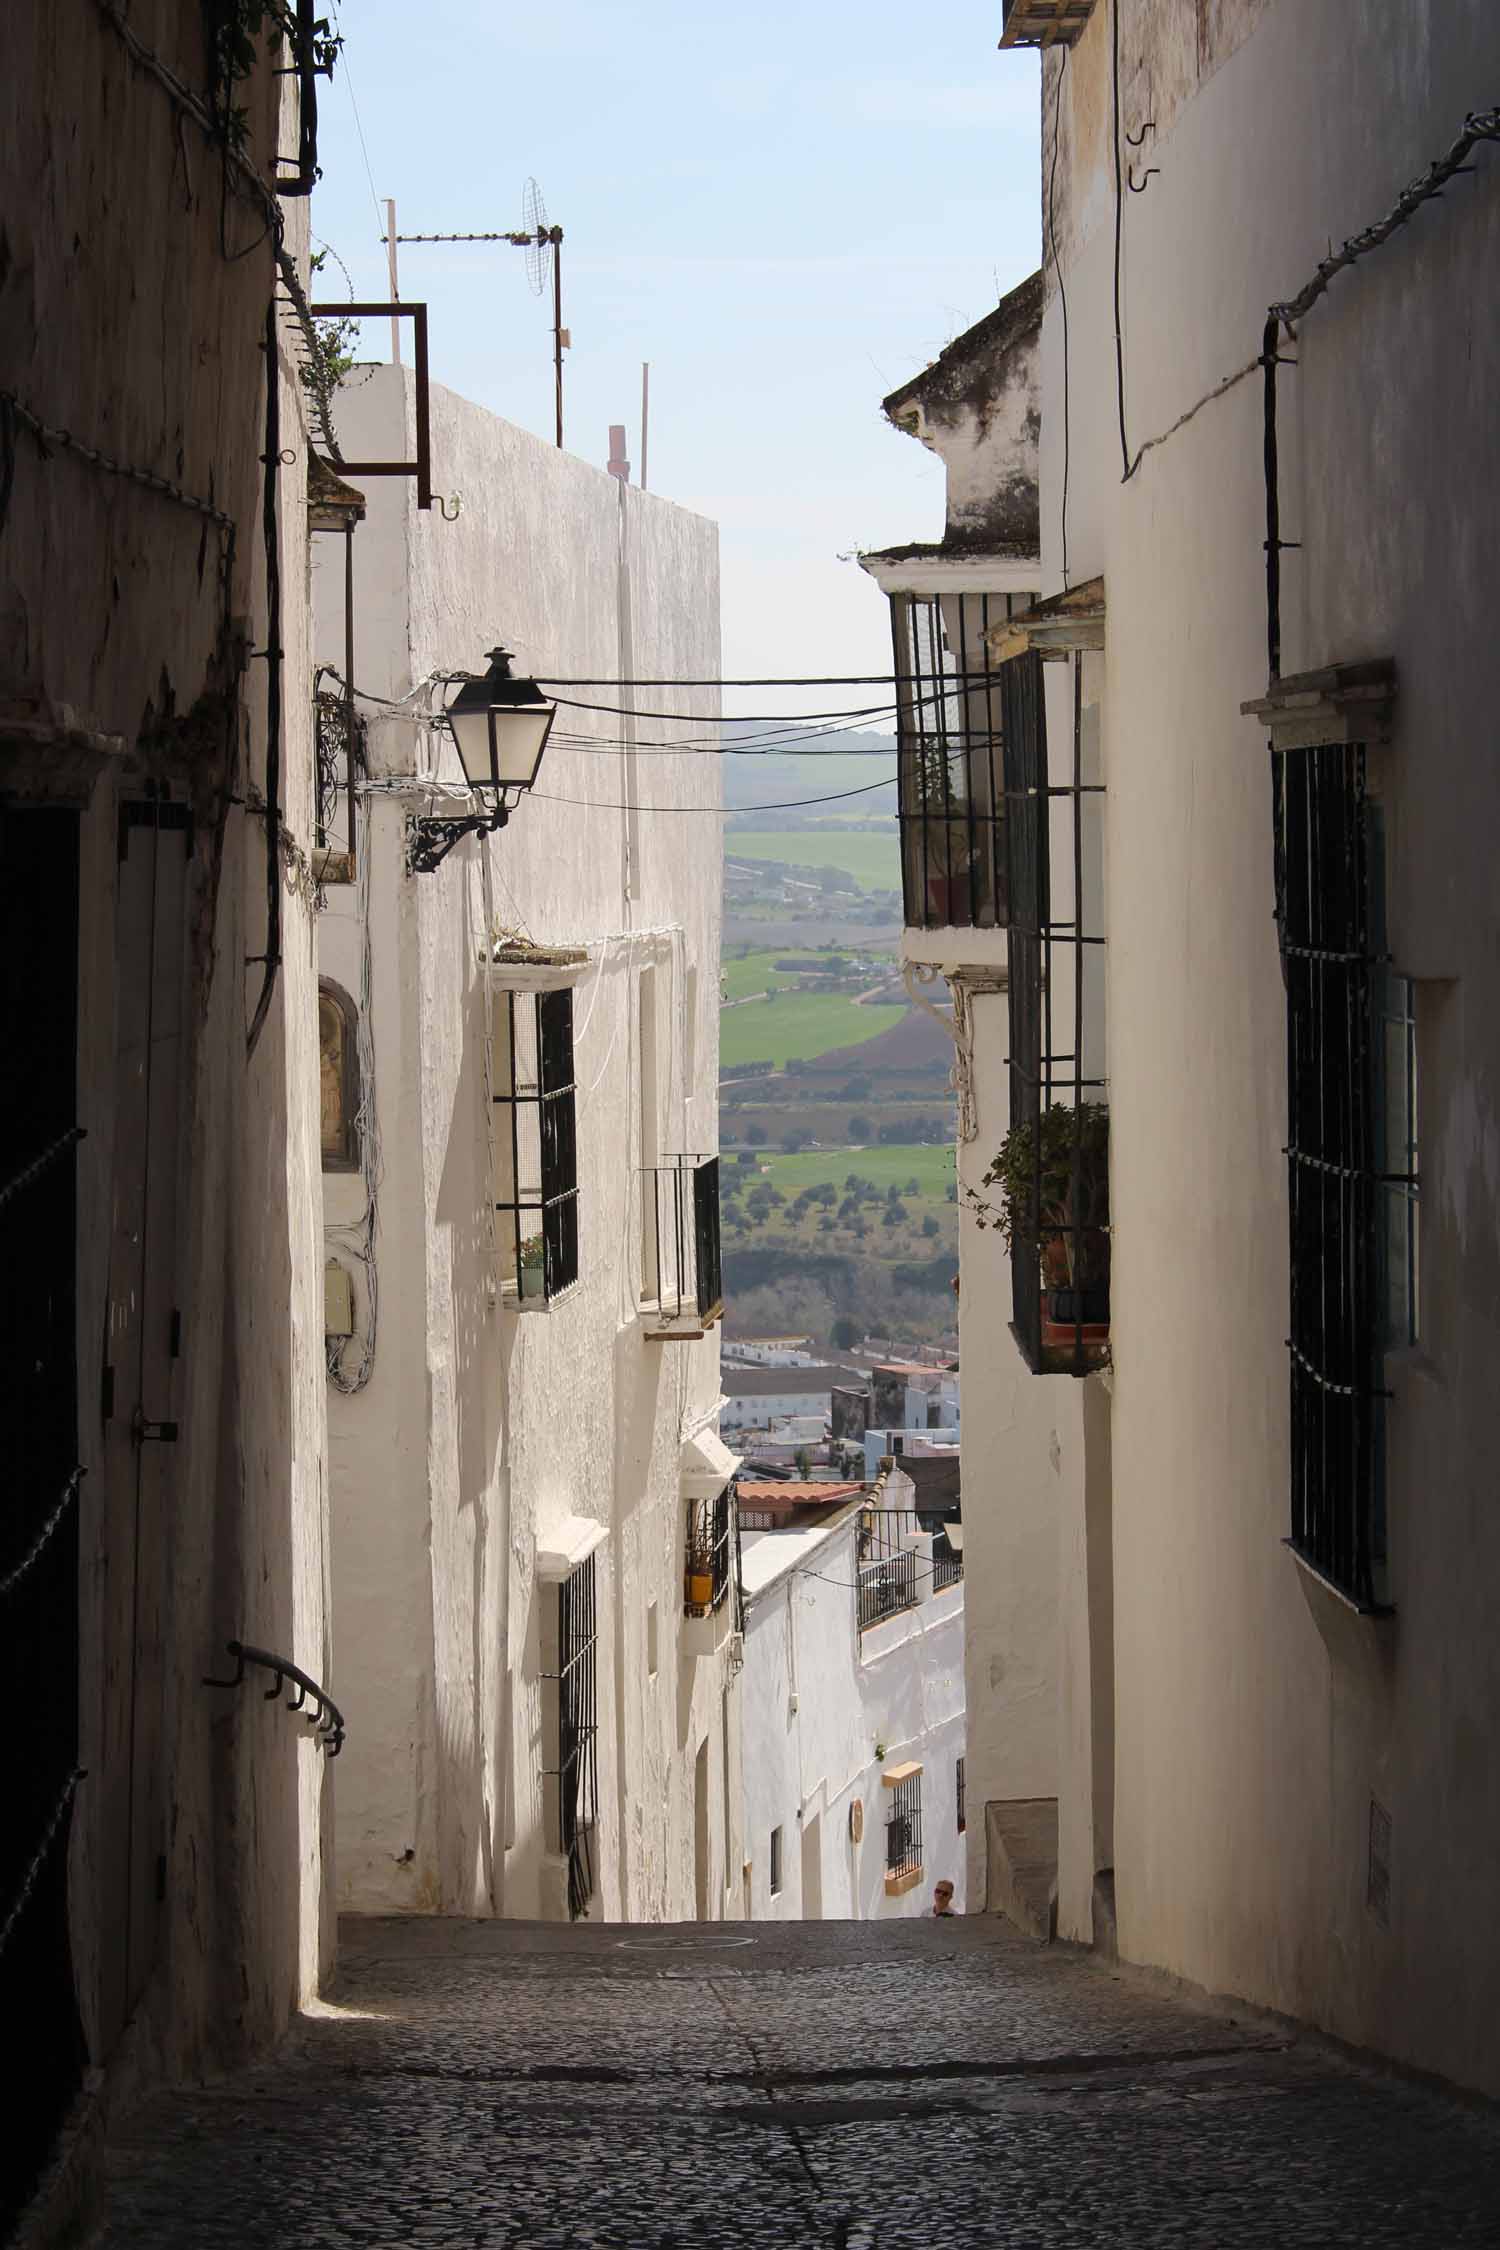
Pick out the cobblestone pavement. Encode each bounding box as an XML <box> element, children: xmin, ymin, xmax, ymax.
<box><xmin>96</xmin><ymin>1916</ymin><xmax>1500</xmax><ymax>2248</ymax></box>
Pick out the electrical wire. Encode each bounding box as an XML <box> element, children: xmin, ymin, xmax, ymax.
<box><xmin>530</xmin><ymin>775</ymin><xmax>897</xmax><ymax>816</ymax></box>
<box><xmin>547</xmin><ymin>693</ymin><xmax>914</xmax><ymax>724</ymax></box>
<box><xmin>791</xmin><ymin>1556</ymin><xmax>960</xmax><ymax>1594</ymax></box>
<box><xmin>534</xmin><ymin>675</ymin><xmax>968</xmax><ymax>688</ymax></box>
<box><xmin>329</xmin><ymin>2</ymin><xmax>387</xmax><ymax>240</ymax></box>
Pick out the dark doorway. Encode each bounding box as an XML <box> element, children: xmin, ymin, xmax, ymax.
<box><xmin>0</xmin><ymin>802</ymin><xmax>86</xmax><ymax>2234</ymax></box>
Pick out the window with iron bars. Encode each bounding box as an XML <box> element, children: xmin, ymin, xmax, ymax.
<box><xmin>493</xmin><ymin>987</ymin><xmax>579</xmax><ymax>1307</ymax></box>
<box><xmin>956</xmin><ymin>1756</ymin><xmax>966</xmax><ymax>1835</ymax></box>
<box><xmin>999</xmin><ymin>648</ymin><xmax>1110</xmax><ymax>1375</ymax></box>
<box><xmin>684</xmin><ymin>1481</ymin><xmax>734</xmax><ymax>1618</ymax></box>
<box><xmin>884</xmin><ymin>1772</ymin><xmax>923</xmax><ymax>1887</ymax></box>
<box><xmin>643</xmin><ymin>1155</ymin><xmax>723</xmax><ymax>1333</ymax></box>
<box><xmin>890</xmin><ymin>592</ymin><xmax>1019</xmax><ymax>932</ymax></box>
<box><xmin>543</xmin><ymin>1554</ymin><xmax>599</xmax><ymax>1920</ymax></box>
<box><xmin>1272</xmin><ymin>744</ymin><xmax>1413</xmax><ymax>1610</ymax></box>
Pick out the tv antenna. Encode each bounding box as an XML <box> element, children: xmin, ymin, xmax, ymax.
<box><xmin>520</xmin><ymin>179</ymin><xmax>566</xmax><ymax>449</ymax></box>
<box><xmin>383</xmin><ymin>178</ymin><xmax>568</xmax><ymax>448</ymax></box>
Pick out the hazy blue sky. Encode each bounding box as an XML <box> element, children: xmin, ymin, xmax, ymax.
<box><xmin>314</xmin><ymin>2</ymin><xmax>1040</xmax><ymax>715</ymax></box>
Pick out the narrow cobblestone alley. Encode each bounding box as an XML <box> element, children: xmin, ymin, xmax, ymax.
<box><xmin>94</xmin><ymin>1918</ymin><xmax>1500</xmax><ymax>2249</ymax></box>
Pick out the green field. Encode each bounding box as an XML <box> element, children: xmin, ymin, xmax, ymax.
<box><xmin>725</xmin><ymin>826</ymin><xmax>901</xmax><ymax>895</ymax></box>
<box><xmin>719</xmin><ymin>990</ymin><xmax>904</xmax><ymax>1070</ymax></box>
<box><xmin>720</xmin><ymin>949</ymin><xmax>813</xmax><ymax>1002</ymax></box>
<box><xmin>729</xmin><ymin>1143</ymin><xmax>956</xmax><ymax>1201</ymax></box>
<box><xmin>720</xmin><ymin>946</ymin><xmax>875</xmax><ymax>1002</ymax></box>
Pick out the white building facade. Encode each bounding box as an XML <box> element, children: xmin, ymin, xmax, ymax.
<box><xmin>1001</xmin><ymin>0</ymin><xmax>1500</xmax><ymax>2094</ymax></box>
<box><xmin>314</xmin><ymin>366</ymin><xmax>738</xmax><ymax>1925</ymax></box>
<box><xmin>739</xmin><ymin>1468</ymin><xmax>967</xmax><ymax>1920</ymax></box>
<box><xmin>863</xmin><ymin>0</ymin><xmax>1500</xmax><ymax>2096</ymax></box>
<box><xmin>861</xmin><ymin>272</ymin><xmax>1104</xmax><ymax>1941</ymax></box>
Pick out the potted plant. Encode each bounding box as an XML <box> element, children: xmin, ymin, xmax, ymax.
<box><xmin>979</xmin><ymin>1102</ymin><xmax>1110</xmax><ymax>1340</ymax></box>
<box><xmin>684</xmin><ymin>1529</ymin><xmax>715</xmax><ymax>1613</ymax></box>
<box><xmin>518</xmin><ymin>1233</ymin><xmax>546</xmax><ymax>1300</ymax></box>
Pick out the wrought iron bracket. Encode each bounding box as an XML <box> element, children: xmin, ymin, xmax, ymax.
<box><xmin>407</xmin><ymin>800</ymin><xmax>509</xmax><ymax>875</ymax></box>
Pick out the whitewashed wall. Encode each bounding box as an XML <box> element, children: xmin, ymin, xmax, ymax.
<box><xmin>740</xmin><ymin>1492</ymin><xmax>966</xmax><ymax>1920</ymax></box>
<box><xmin>314</xmin><ymin>368</ymin><xmax>730</xmax><ymax>1924</ymax></box>
<box><xmin>1035</xmin><ymin>0</ymin><xmax>1500</xmax><ymax>2090</ymax></box>
<box><xmin>5</xmin><ymin>24</ymin><xmax>333</xmax><ymax>2129</ymax></box>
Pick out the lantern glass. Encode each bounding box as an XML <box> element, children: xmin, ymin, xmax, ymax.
<box><xmin>445</xmin><ymin>650</ymin><xmax>555</xmax><ymax>797</ymax></box>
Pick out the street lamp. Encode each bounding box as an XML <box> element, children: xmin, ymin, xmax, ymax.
<box><xmin>408</xmin><ymin>647</ymin><xmax>557</xmax><ymax>873</ymax></box>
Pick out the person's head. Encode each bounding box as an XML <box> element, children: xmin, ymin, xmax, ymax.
<box><xmin>932</xmin><ymin>1880</ymin><xmax>955</xmax><ymax>1915</ymax></box>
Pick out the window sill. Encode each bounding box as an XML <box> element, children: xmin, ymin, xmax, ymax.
<box><xmin>501</xmin><ymin>1278</ymin><xmax>581</xmax><ymax>1315</ymax></box>
<box><xmin>639</xmin><ymin>1301</ymin><xmax>709</xmax><ymax>1343</ymax></box>
<box><xmin>884</xmin><ymin>1865</ymin><xmax>924</xmax><ymax>1898</ymax></box>
<box><xmin>1282</xmin><ymin>1540</ymin><xmax>1394</xmax><ymax>1618</ymax></box>
<box><xmin>487</xmin><ymin>943</ymin><xmax>589</xmax><ymax>993</ymax></box>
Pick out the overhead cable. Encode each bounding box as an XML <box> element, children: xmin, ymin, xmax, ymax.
<box><xmin>531</xmin><ymin>775</ymin><xmax>897</xmax><ymax>816</ymax></box>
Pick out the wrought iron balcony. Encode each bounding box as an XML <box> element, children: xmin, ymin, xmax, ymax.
<box><xmin>858</xmin><ymin>1549</ymin><xmax>918</xmax><ymax>1631</ymax></box>
<box><xmin>860</xmin><ymin>1504</ymin><xmax>963</xmax><ymax>1591</ymax></box>
<box><xmin>684</xmin><ymin>1483</ymin><xmax>734</xmax><ymax>1620</ymax></box>
<box><xmin>998</xmin><ymin>0</ymin><xmax>1099</xmax><ymax>48</ymax></box>
<box><xmin>642</xmin><ymin>1156</ymin><xmax>723</xmax><ymax>1339</ymax></box>
<box><xmin>992</xmin><ymin>642</ymin><xmax>1110</xmax><ymax>1376</ymax></box>
<box><xmin>891</xmin><ymin>592</ymin><xmax>1008</xmax><ymax>933</ymax></box>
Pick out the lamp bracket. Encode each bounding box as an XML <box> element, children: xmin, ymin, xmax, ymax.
<box><xmin>407</xmin><ymin>801</ymin><xmax>510</xmax><ymax>875</ymax></box>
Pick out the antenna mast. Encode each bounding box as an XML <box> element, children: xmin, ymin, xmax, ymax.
<box><xmin>383</xmin><ymin>177</ymin><xmax>567</xmax><ymax>449</ymax></box>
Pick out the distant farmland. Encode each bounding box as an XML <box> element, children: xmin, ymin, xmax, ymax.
<box><xmin>732</xmin><ymin>1143</ymin><xmax>956</xmax><ymax>1201</ymax></box>
<box><xmin>719</xmin><ymin>990</ymin><xmax>905</xmax><ymax>1070</ymax></box>
<box><xmin>725</xmin><ymin>826</ymin><xmax>901</xmax><ymax>895</ymax></box>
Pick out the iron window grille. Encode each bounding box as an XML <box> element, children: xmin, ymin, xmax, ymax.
<box><xmin>685</xmin><ymin>1481</ymin><xmax>734</xmax><ymax>1619</ymax></box>
<box><xmin>493</xmin><ymin>986</ymin><xmax>579</xmax><ymax>1307</ymax></box>
<box><xmin>543</xmin><ymin>1553</ymin><xmax>599</xmax><ymax>1920</ymax></box>
<box><xmin>1272</xmin><ymin>741</ymin><xmax>1410</xmax><ymax>1611</ymax></box>
<box><xmin>885</xmin><ymin>1774</ymin><xmax>923</xmax><ymax>1883</ymax></box>
<box><xmin>891</xmin><ymin>592</ymin><xmax>1018</xmax><ymax>932</ymax></box>
<box><xmin>313</xmin><ymin>681</ymin><xmax>363</xmax><ymax>879</ymax></box>
<box><xmin>1000</xmin><ymin>648</ymin><xmax>1110</xmax><ymax>1375</ymax></box>
<box><xmin>769</xmin><ymin>1825</ymin><xmax>784</xmax><ymax>1896</ymax></box>
<box><xmin>643</xmin><ymin>1155</ymin><xmax>723</xmax><ymax>1334</ymax></box>
<box><xmin>956</xmin><ymin>1757</ymin><xmax>967</xmax><ymax>1835</ymax></box>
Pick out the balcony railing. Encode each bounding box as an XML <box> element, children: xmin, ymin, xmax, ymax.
<box><xmin>643</xmin><ymin>1156</ymin><xmax>723</xmax><ymax>1337</ymax></box>
<box><xmin>891</xmin><ymin>592</ymin><xmax>1009</xmax><ymax>933</ymax></box>
<box><xmin>859</xmin><ymin>1504</ymin><xmax>963</xmax><ymax>1601</ymax></box>
<box><xmin>684</xmin><ymin>1483</ymin><xmax>734</xmax><ymax>1619</ymax></box>
<box><xmin>997</xmin><ymin>646</ymin><xmax>1110</xmax><ymax>1375</ymax></box>
<box><xmin>858</xmin><ymin>1549</ymin><xmax>918</xmax><ymax>1630</ymax></box>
